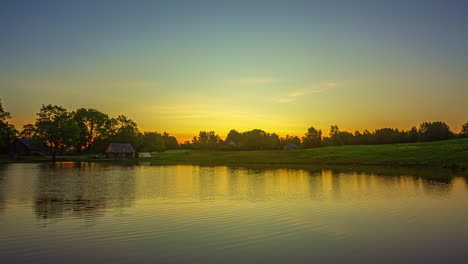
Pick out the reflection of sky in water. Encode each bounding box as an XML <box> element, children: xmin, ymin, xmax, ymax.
<box><xmin>0</xmin><ymin>163</ymin><xmax>467</xmax><ymax>263</ymax></box>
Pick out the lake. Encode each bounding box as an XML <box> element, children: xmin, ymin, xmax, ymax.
<box><xmin>1</xmin><ymin>163</ymin><xmax>467</xmax><ymax>263</ymax></box>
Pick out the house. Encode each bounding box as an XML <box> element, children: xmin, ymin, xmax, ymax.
<box><xmin>283</xmin><ymin>143</ymin><xmax>299</xmax><ymax>150</ymax></box>
<box><xmin>105</xmin><ymin>143</ymin><xmax>135</xmax><ymax>158</ymax></box>
<box><xmin>11</xmin><ymin>138</ymin><xmax>44</xmax><ymax>156</ymax></box>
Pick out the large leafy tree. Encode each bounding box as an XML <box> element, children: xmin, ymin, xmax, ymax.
<box><xmin>238</xmin><ymin>129</ymin><xmax>280</xmax><ymax>150</ymax></box>
<box><xmin>419</xmin><ymin>121</ymin><xmax>453</xmax><ymax>142</ymax></box>
<box><xmin>0</xmin><ymin>99</ymin><xmax>17</xmax><ymax>153</ymax></box>
<box><xmin>73</xmin><ymin>108</ymin><xmax>111</xmax><ymax>152</ymax></box>
<box><xmin>19</xmin><ymin>124</ymin><xmax>36</xmax><ymax>139</ymax></box>
<box><xmin>461</xmin><ymin>122</ymin><xmax>468</xmax><ymax>138</ymax></box>
<box><xmin>225</xmin><ymin>129</ymin><xmax>242</xmax><ymax>144</ymax></box>
<box><xmin>141</xmin><ymin>132</ymin><xmax>166</xmax><ymax>152</ymax></box>
<box><xmin>162</xmin><ymin>132</ymin><xmax>179</xmax><ymax>150</ymax></box>
<box><xmin>109</xmin><ymin>115</ymin><xmax>142</xmax><ymax>148</ymax></box>
<box><xmin>302</xmin><ymin>126</ymin><xmax>322</xmax><ymax>148</ymax></box>
<box><xmin>34</xmin><ymin>105</ymin><xmax>80</xmax><ymax>160</ymax></box>
<box><xmin>281</xmin><ymin>135</ymin><xmax>301</xmax><ymax>146</ymax></box>
<box><xmin>193</xmin><ymin>131</ymin><xmax>222</xmax><ymax>144</ymax></box>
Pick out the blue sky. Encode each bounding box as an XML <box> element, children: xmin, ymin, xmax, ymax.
<box><xmin>1</xmin><ymin>0</ymin><xmax>467</xmax><ymax>140</ymax></box>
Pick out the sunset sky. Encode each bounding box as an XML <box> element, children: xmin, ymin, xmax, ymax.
<box><xmin>1</xmin><ymin>0</ymin><xmax>467</xmax><ymax>141</ymax></box>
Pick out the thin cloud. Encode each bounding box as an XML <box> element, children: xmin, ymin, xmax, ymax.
<box><xmin>287</xmin><ymin>88</ymin><xmax>322</xmax><ymax>97</ymax></box>
<box><xmin>274</xmin><ymin>81</ymin><xmax>347</xmax><ymax>103</ymax></box>
<box><xmin>325</xmin><ymin>81</ymin><xmax>345</xmax><ymax>88</ymax></box>
<box><xmin>146</xmin><ymin>104</ymin><xmax>261</xmax><ymax>120</ymax></box>
<box><xmin>272</xmin><ymin>97</ymin><xmax>296</xmax><ymax>103</ymax></box>
<box><xmin>109</xmin><ymin>80</ymin><xmax>159</xmax><ymax>89</ymax></box>
<box><xmin>228</xmin><ymin>78</ymin><xmax>280</xmax><ymax>85</ymax></box>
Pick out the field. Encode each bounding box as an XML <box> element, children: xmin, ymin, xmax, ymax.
<box><xmin>2</xmin><ymin>139</ymin><xmax>467</xmax><ymax>170</ymax></box>
<box><xmin>150</xmin><ymin>138</ymin><xmax>468</xmax><ymax>170</ymax></box>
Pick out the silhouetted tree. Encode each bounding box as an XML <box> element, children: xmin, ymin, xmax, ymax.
<box><xmin>0</xmin><ymin>99</ymin><xmax>17</xmax><ymax>153</ymax></box>
<box><xmin>225</xmin><ymin>129</ymin><xmax>242</xmax><ymax>145</ymax></box>
<box><xmin>193</xmin><ymin>131</ymin><xmax>222</xmax><ymax>144</ymax></box>
<box><xmin>280</xmin><ymin>135</ymin><xmax>301</xmax><ymax>147</ymax></box>
<box><xmin>302</xmin><ymin>126</ymin><xmax>322</xmax><ymax>148</ymax></box>
<box><xmin>162</xmin><ymin>132</ymin><xmax>179</xmax><ymax>150</ymax></box>
<box><xmin>408</xmin><ymin>126</ymin><xmax>419</xmax><ymax>142</ymax></box>
<box><xmin>108</xmin><ymin>115</ymin><xmax>142</xmax><ymax>149</ymax></box>
<box><xmin>419</xmin><ymin>121</ymin><xmax>453</xmax><ymax>142</ymax></box>
<box><xmin>34</xmin><ymin>105</ymin><xmax>80</xmax><ymax>160</ymax></box>
<box><xmin>19</xmin><ymin>124</ymin><xmax>36</xmax><ymax>139</ymax></box>
<box><xmin>73</xmin><ymin>108</ymin><xmax>111</xmax><ymax>152</ymax></box>
<box><xmin>141</xmin><ymin>132</ymin><xmax>166</xmax><ymax>152</ymax></box>
<box><xmin>461</xmin><ymin>122</ymin><xmax>468</xmax><ymax>138</ymax></box>
<box><xmin>237</xmin><ymin>129</ymin><xmax>280</xmax><ymax>150</ymax></box>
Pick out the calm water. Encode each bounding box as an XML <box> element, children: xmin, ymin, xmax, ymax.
<box><xmin>1</xmin><ymin>163</ymin><xmax>468</xmax><ymax>264</ymax></box>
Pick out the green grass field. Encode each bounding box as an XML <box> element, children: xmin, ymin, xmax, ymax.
<box><xmin>150</xmin><ymin>138</ymin><xmax>468</xmax><ymax>170</ymax></box>
<box><xmin>2</xmin><ymin>139</ymin><xmax>467</xmax><ymax>170</ymax></box>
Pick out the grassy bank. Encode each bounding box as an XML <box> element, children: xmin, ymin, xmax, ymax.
<box><xmin>2</xmin><ymin>139</ymin><xmax>467</xmax><ymax>170</ymax></box>
<box><xmin>150</xmin><ymin>138</ymin><xmax>468</xmax><ymax>170</ymax></box>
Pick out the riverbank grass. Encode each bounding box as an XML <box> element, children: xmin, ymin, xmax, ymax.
<box><xmin>150</xmin><ymin>139</ymin><xmax>468</xmax><ymax>169</ymax></box>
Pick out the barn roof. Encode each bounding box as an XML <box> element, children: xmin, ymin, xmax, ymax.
<box><xmin>106</xmin><ymin>143</ymin><xmax>135</xmax><ymax>153</ymax></box>
<box><xmin>17</xmin><ymin>138</ymin><xmax>42</xmax><ymax>151</ymax></box>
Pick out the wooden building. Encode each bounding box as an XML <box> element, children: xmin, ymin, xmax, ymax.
<box><xmin>11</xmin><ymin>138</ymin><xmax>44</xmax><ymax>156</ymax></box>
<box><xmin>105</xmin><ymin>143</ymin><xmax>135</xmax><ymax>158</ymax></box>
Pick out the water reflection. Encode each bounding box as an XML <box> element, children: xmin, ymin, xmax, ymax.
<box><xmin>0</xmin><ymin>167</ymin><xmax>5</xmax><ymax>213</ymax></box>
<box><xmin>0</xmin><ymin>163</ymin><xmax>466</xmax><ymax>220</ymax></box>
<box><xmin>131</xmin><ymin>165</ymin><xmax>464</xmax><ymax>203</ymax></box>
<box><xmin>32</xmin><ymin>162</ymin><xmax>136</xmax><ymax>223</ymax></box>
<box><xmin>0</xmin><ymin>163</ymin><xmax>467</xmax><ymax>263</ymax></box>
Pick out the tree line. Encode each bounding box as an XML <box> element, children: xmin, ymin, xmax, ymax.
<box><xmin>1</xmin><ymin>98</ymin><xmax>468</xmax><ymax>155</ymax></box>
<box><xmin>181</xmin><ymin>121</ymin><xmax>468</xmax><ymax>151</ymax></box>
<box><xmin>0</xmin><ymin>99</ymin><xmax>178</xmax><ymax>159</ymax></box>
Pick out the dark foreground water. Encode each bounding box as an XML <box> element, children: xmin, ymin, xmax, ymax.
<box><xmin>1</xmin><ymin>163</ymin><xmax>468</xmax><ymax>264</ymax></box>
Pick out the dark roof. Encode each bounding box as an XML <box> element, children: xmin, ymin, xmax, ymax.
<box><xmin>17</xmin><ymin>138</ymin><xmax>42</xmax><ymax>151</ymax></box>
<box><xmin>106</xmin><ymin>143</ymin><xmax>135</xmax><ymax>153</ymax></box>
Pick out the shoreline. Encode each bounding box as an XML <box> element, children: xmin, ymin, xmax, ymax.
<box><xmin>2</xmin><ymin>138</ymin><xmax>467</xmax><ymax>171</ymax></box>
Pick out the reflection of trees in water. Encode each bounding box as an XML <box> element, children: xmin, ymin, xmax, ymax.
<box><xmin>222</xmin><ymin>165</ymin><xmax>458</xmax><ymax>201</ymax></box>
<box><xmin>34</xmin><ymin>162</ymin><xmax>136</xmax><ymax>222</ymax></box>
<box><xmin>420</xmin><ymin>178</ymin><xmax>452</xmax><ymax>198</ymax></box>
<box><xmin>24</xmin><ymin>162</ymin><xmax>464</xmax><ymax>220</ymax></box>
<box><xmin>0</xmin><ymin>165</ymin><xmax>7</xmax><ymax>213</ymax></box>
<box><xmin>153</xmin><ymin>165</ymin><xmax>460</xmax><ymax>202</ymax></box>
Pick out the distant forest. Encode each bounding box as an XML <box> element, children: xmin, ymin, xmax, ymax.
<box><xmin>1</xmin><ymin>99</ymin><xmax>467</xmax><ymax>156</ymax></box>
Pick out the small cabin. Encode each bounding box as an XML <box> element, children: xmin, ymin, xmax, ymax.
<box><xmin>105</xmin><ymin>143</ymin><xmax>135</xmax><ymax>158</ymax></box>
<box><xmin>11</xmin><ymin>138</ymin><xmax>44</xmax><ymax>156</ymax></box>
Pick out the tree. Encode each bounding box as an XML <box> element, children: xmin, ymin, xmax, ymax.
<box><xmin>302</xmin><ymin>126</ymin><xmax>322</xmax><ymax>148</ymax></box>
<box><xmin>34</xmin><ymin>105</ymin><xmax>80</xmax><ymax>160</ymax></box>
<box><xmin>419</xmin><ymin>121</ymin><xmax>453</xmax><ymax>142</ymax></box>
<box><xmin>461</xmin><ymin>122</ymin><xmax>468</xmax><ymax>138</ymax></box>
<box><xmin>193</xmin><ymin>131</ymin><xmax>222</xmax><ymax>144</ymax></box>
<box><xmin>238</xmin><ymin>129</ymin><xmax>268</xmax><ymax>150</ymax></box>
<box><xmin>329</xmin><ymin>125</ymin><xmax>344</xmax><ymax>145</ymax></box>
<box><xmin>408</xmin><ymin>126</ymin><xmax>419</xmax><ymax>142</ymax></box>
<box><xmin>0</xmin><ymin>99</ymin><xmax>17</xmax><ymax>153</ymax></box>
<box><xmin>19</xmin><ymin>124</ymin><xmax>36</xmax><ymax>139</ymax></box>
<box><xmin>190</xmin><ymin>131</ymin><xmax>222</xmax><ymax>149</ymax></box>
<box><xmin>73</xmin><ymin>108</ymin><xmax>111</xmax><ymax>152</ymax></box>
<box><xmin>162</xmin><ymin>132</ymin><xmax>179</xmax><ymax>150</ymax></box>
<box><xmin>280</xmin><ymin>135</ymin><xmax>301</xmax><ymax>146</ymax></box>
<box><xmin>108</xmin><ymin>115</ymin><xmax>142</xmax><ymax>149</ymax></box>
<box><xmin>141</xmin><ymin>132</ymin><xmax>166</xmax><ymax>152</ymax></box>
<box><xmin>265</xmin><ymin>132</ymin><xmax>281</xmax><ymax>149</ymax></box>
<box><xmin>225</xmin><ymin>129</ymin><xmax>242</xmax><ymax>144</ymax></box>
